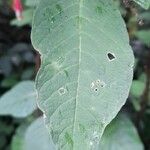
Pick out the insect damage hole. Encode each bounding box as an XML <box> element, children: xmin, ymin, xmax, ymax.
<box><xmin>58</xmin><ymin>87</ymin><xmax>67</xmax><ymax>95</ymax></box>
<box><xmin>107</xmin><ymin>52</ymin><xmax>116</xmax><ymax>61</ymax></box>
<box><xmin>94</xmin><ymin>88</ymin><xmax>98</xmax><ymax>92</ymax></box>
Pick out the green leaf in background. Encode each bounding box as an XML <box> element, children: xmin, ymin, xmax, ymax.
<box><xmin>130</xmin><ymin>80</ymin><xmax>145</xmax><ymax>97</ymax></box>
<box><xmin>1</xmin><ymin>75</ymin><xmax>18</xmax><ymax>88</ymax></box>
<box><xmin>135</xmin><ymin>30</ymin><xmax>150</xmax><ymax>47</ymax></box>
<box><xmin>12</xmin><ymin>124</ymin><xmax>27</xmax><ymax>150</ymax></box>
<box><xmin>31</xmin><ymin>0</ymin><xmax>134</xmax><ymax>149</ymax></box>
<box><xmin>24</xmin><ymin>117</ymin><xmax>55</xmax><ymax>150</ymax></box>
<box><xmin>99</xmin><ymin>114</ymin><xmax>144</xmax><ymax>150</ymax></box>
<box><xmin>11</xmin><ymin>9</ymin><xmax>34</xmax><ymax>27</ymax></box>
<box><xmin>139</xmin><ymin>73</ymin><xmax>147</xmax><ymax>83</ymax></box>
<box><xmin>130</xmin><ymin>79</ymin><xmax>145</xmax><ymax>111</ymax></box>
<box><xmin>131</xmin><ymin>97</ymin><xmax>141</xmax><ymax>111</ymax></box>
<box><xmin>11</xmin><ymin>118</ymin><xmax>55</xmax><ymax>150</ymax></box>
<box><xmin>133</xmin><ymin>0</ymin><xmax>150</xmax><ymax>9</ymax></box>
<box><xmin>0</xmin><ymin>81</ymin><xmax>37</xmax><ymax>118</ymax></box>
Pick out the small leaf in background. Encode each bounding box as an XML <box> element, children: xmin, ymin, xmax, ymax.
<box><xmin>133</xmin><ymin>0</ymin><xmax>150</xmax><ymax>9</ymax></box>
<box><xmin>130</xmin><ymin>78</ymin><xmax>146</xmax><ymax>111</ymax></box>
<box><xmin>1</xmin><ymin>75</ymin><xmax>18</xmax><ymax>88</ymax></box>
<box><xmin>130</xmin><ymin>80</ymin><xmax>145</xmax><ymax>97</ymax></box>
<box><xmin>139</xmin><ymin>73</ymin><xmax>147</xmax><ymax>83</ymax></box>
<box><xmin>11</xmin><ymin>9</ymin><xmax>34</xmax><ymax>27</ymax></box>
<box><xmin>99</xmin><ymin>114</ymin><xmax>144</xmax><ymax>150</ymax></box>
<box><xmin>135</xmin><ymin>30</ymin><xmax>150</xmax><ymax>47</ymax></box>
<box><xmin>11</xmin><ymin>124</ymin><xmax>27</xmax><ymax>150</ymax></box>
<box><xmin>132</xmin><ymin>97</ymin><xmax>141</xmax><ymax>111</ymax></box>
<box><xmin>0</xmin><ymin>81</ymin><xmax>37</xmax><ymax>118</ymax></box>
<box><xmin>24</xmin><ymin>117</ymin><xmax>55</xmax><ymax>150</ymax></box>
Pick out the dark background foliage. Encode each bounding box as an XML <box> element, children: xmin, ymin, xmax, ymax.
<box><xmin>0</xmin><ymin>1</ymin><xmax>37</xmax><ymax>149</ymax></box>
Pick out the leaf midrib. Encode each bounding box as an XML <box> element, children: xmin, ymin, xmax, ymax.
<box><xmin>72</xmin><ymin>0</ymin><xmax>83</xmax><ymax>148</ymax></box>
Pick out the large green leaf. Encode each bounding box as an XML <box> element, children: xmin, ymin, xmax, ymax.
<box><xmin>0</xmin><ymin>81</ymin><xmax>37</xmax><ymax>118</ymax></box>
<box><xmin>31</xmin><ymin>0</ymin><xmax>134</xmax><ymax>149</ymax></box>
<box><xmin>133</xmin><ymin>0</ymin><xmax>150</xmax><ymax>9</ymax></box>
<box><xmin>99</xmin><ymin>114</ymin><xmax>144</xmax><ymax>150</ymax></box>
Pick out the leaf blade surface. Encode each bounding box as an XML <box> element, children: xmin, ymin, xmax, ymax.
<box><xmin>31</xmin><ymin>0</ymin><xmax>134</xmax><ymax>149</ymax></box>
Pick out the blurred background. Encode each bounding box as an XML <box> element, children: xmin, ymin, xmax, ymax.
<box><xmin>0</xmin><ymin>0</ymin><xmax>150</xmax><ymax>149</ymax></box>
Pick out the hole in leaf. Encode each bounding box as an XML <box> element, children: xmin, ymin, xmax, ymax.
<box><xmin>100</xmin><ymin>81</ymin><xmax>106</xmax><ymax>88</ymax></box>
<box><xmin>107</xmin><ymin>53</ymin><xmax>116</xmax><ymax>61</ymax></box>
<box><xmin>58</xmin><ymin>87</ymin><xmax>67</xmax><ymax>95</ymax></box>
<box><xmin>94</xmin><ymin>88</ymin><xmax>98</xmax><ymax>92</ymax></box>
<box><xmin>96</xmin><ymin>79</ymin><xmax>101</xmax><ymax>84</ymax></box>
<box><xmin>90</xmin><ymin>79</ymin><xmax>106</xmax><ymax>93</ymax></box>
